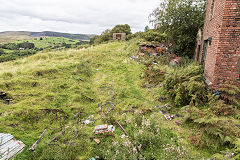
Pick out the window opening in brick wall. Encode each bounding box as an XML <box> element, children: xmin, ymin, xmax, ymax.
<box><xmin>203</xmin><ymin>40</ymin><xmax>209</xmax><ymax>65</ymax></box>
<box><xmin>210</xmin><ymin>0</ymin><xmax>215</xmax><ymax>20</ymax></box>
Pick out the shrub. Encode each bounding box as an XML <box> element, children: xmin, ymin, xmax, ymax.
<box><xmin>217</xmin><ymin>83</ymin><xmax>240</xmax><ymax>107</ymax></box>
<box><xmin>182</xmin><ymin>99</ymin><xmax>240</xmax><ymax>150</ymax></box>
<box><xmin>18</xmin><ymin>42</ymin><xmax>35</xmax><ymax>49</ymax></box>
<box><xmin>163</xmin><ymin>63</ymin><xmax>206</xmax><ymax>107</ymax></box>
<box><xmin>0</xmin><ymin>49</ymin><xmax>5</xmax><ymax>55</ymax></box>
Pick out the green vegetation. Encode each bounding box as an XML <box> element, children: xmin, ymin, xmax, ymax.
<box><xmin>0</xmin><ymin>31</ymin><xmax>93</xmax><ymax>43</ymax></box>
<box><xmin>0</xmin><ymin>40</ymin><xmax>214</xmax><ymax>159</ymax></box>
<box><xmin>0</xmin><ymin>0</ymin><xmax>239</xmax><ymax>159</ymax></box>
<box><xmin>90</xmin><ymin>24</ymin><xmax>132</xmax><ymax>44</ymax></box>
<box><xmin>0</xmin><ymin>37</ymin><xmax>89</xmax><ymax>63</ymax></box>
<box><xmin>14</xmin><ymin>37</ymin><xmax>84</xmax><ymax>49</ymax></box>
<box><xmin>141</xmin><ymin>49</ymin><xmax>240</xmax><ymax>159</ymax></box>
<box><xmin>0</xmin><ymin>35</ymin><xmax>239</xmax><ymax>159</ymax></box>
<box><xmin>133</xmin><ymin>0</ymin><xmax>206</xmax><ymax>57</ymax></box>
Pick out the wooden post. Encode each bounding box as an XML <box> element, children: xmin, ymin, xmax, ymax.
<box><xmin>29</xmin><ymin>128</ymin><xmax>48</xmax><ymax>151</ymax></box>
<box><xmin>115</xmin><ymin>121</ymin><xmax>130</xmax><ymax>137</ymax></box>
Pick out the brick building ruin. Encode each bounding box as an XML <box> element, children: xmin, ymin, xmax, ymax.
<box><xmin>113</xmin><ymin>33</ymin><xmax>126</xmax><ymax>41</ymax></box>
<box><xmin>194</xmin><ymin>0</ymin><xmax>240</xmax><ymax>89</ymax></box>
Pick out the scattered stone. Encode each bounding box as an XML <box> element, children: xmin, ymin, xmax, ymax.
<box><xmin>93</xmin><ymin>138</ymin><xmax>101</xmax><ymax>144</ymax></box>
<box><xmin>83</xmin><ymin>115</ymin><xmax>95</xmax><ymax>125</ymax></box>
<box><xmin>130</xmin><ymin>56</ymin><xmax>139</xmax><ymax>60</ymax></box>
<box><xmin>169</xmin><ymin>57</ymin><xmax>182</xmax><ymax>66</ymax></box>
<box><xmin>83</xmin><ymin>119</ymin><xmax>92</xmax><ymax>125</ymax></box>
<box><xmin>138</xmin><ymin>53</ymin><xmax>145</xmax><ymax>57</ymax></box>
<box><xmin>164</xmin><ymin>114</ymin><xmax>174</xmax><ymax>120</ymax></box>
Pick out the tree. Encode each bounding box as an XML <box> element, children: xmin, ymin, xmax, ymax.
<box><xmin>144</xmin><ymin>26</ymin><xmax>150</xmax><ymax>32</ymax></box>
<box><xmin>18</xmin><ymin>42</ymin><xmax>35</xmax><ymax>49</ymax></box>
<box><xmin>90</xmin><ymin>24</ymin><xmax>132</xmax><ymax>45</ymax></box>
<box><xmin>111</xmin><ymin>24</ymin><xmax>132</xmax><ymax>35</ymax></box>
<box><xmin>0</xmin><ymin>49</ymin><xmax>5</xmax><ymax>55</ymax></box>
<box><xmin>149</xmin><ymin>0</ymin><xmax>206</xmax><ymax>57</ymax></box>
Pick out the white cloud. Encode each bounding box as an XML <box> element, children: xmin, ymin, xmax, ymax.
<box><xmin>0</xmin><ymin>0</ymin><xmax>161</xmax><ymax>34</ymax></box>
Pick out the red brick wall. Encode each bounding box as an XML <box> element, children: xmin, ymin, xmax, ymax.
<box><xmin>214</xmin><ymin>0</ymin><xmax>240</xmax><ymax>87</ymax></box>
<box><xmin>200</xmin><ymin>0</ymin><xmax>226</xmax><ymax>84</ymax></box>
<box><xmin>200</xmin><ymin>0</ymin><xmax>240</xmax><ymax>88</ymax></box>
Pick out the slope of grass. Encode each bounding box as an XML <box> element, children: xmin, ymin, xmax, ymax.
<box><xmin>0</xmin><ymin>41</ymin><xmax>209</xmax><ymax>159</ymax></box>
<box><xmin>14</xmin><ymin>37</ymin><xmax>80</xmax><ymax>48</ymax></box>
<box><xmin>0</xmin><ymin>31</ymin><xmax>93</xmax><ymax>43</ymax></box>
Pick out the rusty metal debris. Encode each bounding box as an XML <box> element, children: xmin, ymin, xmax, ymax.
<box><xmin>115</xmin><ymin>121</ymin><xmax>129</xmax><ymax>137</ymax></box>
<box><xmin>94</xmin><ymin>124</ymin><xmax>115</xmax><ymax>134</ymax></box>
<box><xmin>0</xmin><ymin>133</ymin><xmax>25</xmax><ymax>160</ymax></box>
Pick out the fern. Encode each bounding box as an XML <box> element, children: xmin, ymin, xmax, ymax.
<box><xmin>218</xmin><ymin>83</ymin><xmax>240</xmax><ymax>107</ymax></box>
<box><xmin>163</xmin><ymin>63</ymin><xmax>207</xmax><ymax>107</ymax></box>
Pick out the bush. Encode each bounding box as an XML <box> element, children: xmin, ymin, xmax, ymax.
<box><xmin>90</xmin><ymin>24</ymin><xmax>132</xmax><ymax>44</ymax></box>
<box><xmin>182</xmin><ymin>99</ymin><xmax>239</xmax><ymax>150</ymax></box>
<box><xmin>18</xmin><ymin>42</ymin><xmax>35</xmax><ymax>49</ymax></box>
<box><xmin>163</xmin><ymin>63</ymin><xmax>206</xmax><ymax>107</ymax></box>
<box><xmin>149</xmin><ymin>0</ymin><xmax>206</xmax><ymax>57</ymax></box>
<box><xmin>0</xmin><ymin>49</ymin><xmax>5</xmax><ymax>55</ymax></box>
<box><xmin>2</xmin><ymin>43</ymin><xmax>18</xmax><ymax>50</ymax></box>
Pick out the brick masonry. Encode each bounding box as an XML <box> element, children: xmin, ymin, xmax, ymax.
<box><xmin>197</xmin><ymin>0</ymin><xmax>240</xmax><ymax>89</ymax></box>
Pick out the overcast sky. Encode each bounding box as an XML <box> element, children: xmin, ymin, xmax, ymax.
<box><xmin>0</xmin><ymin>0</ymin><xmax>161</xmax><ymax>34</ymax></box>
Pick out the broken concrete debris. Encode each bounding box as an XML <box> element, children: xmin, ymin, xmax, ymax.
<box><xmin>94</xmin><ymin>124</ymin><xmax>115</xmax><ymax>134</ymax></box>
<box><xmin>155</xmin><ymin>104</ymin><xmax>175</xmax><ymax>120</ymax></box>
<box><xmin>0</xmin><ymin>133</ymin><xmax>25</xmax><ymax>160</ymax></box>
<box><xmin>169</xmin><ymin>57</ymin><xmax>183</xmax><ymax>66</ymax></box>
<box><xmin>130</xmin><ymin>56</ymin><xmax>139</xmax><ymax>61</ymax></box>
<box><xmin>83</xmin><ymin>119</ymin><xmax>93</xmax><ymax>125</ymax></box>
<box><xmin>93</xmin><ymin>138</ymin><xmax>101</xmax><ymax>144</ymax></box>
<box><xmin>163</xmin><ymin>114</ymin><xmax>175</xmax><ymax>121</ymax></box>
<box><xmin>139</xmin><ymin>43</ymin><xmax>170</xmax><ymax>55</ymax></box>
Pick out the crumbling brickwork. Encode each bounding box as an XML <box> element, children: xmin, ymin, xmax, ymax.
<box><xmin>198</xmin><ymin>0</ymin><xmax>240</xmax><ymax>89</ymax></box>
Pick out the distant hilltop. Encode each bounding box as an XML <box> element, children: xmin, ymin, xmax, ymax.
<box><xmin>0</xmin><ymin>31</ymin><xmax>96</xmax><ymax>43</ymax></box>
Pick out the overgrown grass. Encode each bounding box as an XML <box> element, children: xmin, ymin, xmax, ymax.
<box><xmin>0</xmin><ymin>40</ymin><xmax>213</xmax><ymax>159</ymax></box>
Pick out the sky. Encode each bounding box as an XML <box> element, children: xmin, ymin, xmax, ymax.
<box><xmin>0</xmin><ymin>0</ymin><xmax>161</xmax><ymax>34</ymax></box>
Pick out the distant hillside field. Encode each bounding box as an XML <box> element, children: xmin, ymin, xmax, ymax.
<box><xmin>14</xmin><ymin>37</ymin><xmax>80</xmax><ymax>48</ymax></box>
<box><xmin>0</xmin><ymin>31</ymin><xmax>95</xmax><ymax>43</ymax></box>
<box><xmin>0</xmin><ymin>36</ymin><xmax>89</xmax><ymax>63</ymax></box>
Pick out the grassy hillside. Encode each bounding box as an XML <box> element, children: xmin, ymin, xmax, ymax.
<box><xmin>0</xmin><ymin>41</ymin><xmax>219</xmax><ymax>159</ymax></box>
<box><xmin>0</xmin><ymin>31</ymin><xmax>94</xmax><ymax>43</ymax></box>
<box><xmin>14</xmin><ymin>37</ymin><xmax>81</xmax><ymax>48</ymax></box>
<box><xmin>0</xmin><ymin>37</ymin><xmax>89</xmax><ymax>63</ymax></box>
<box><xmin>29</xmin><ymin>31</ymin><xmax>94</xmax><ymax>40</ymax></box>
<box><xmin>0</xmin><ymin>31</ymin><xmax>32</xmax><ymax>43</ymax></box>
